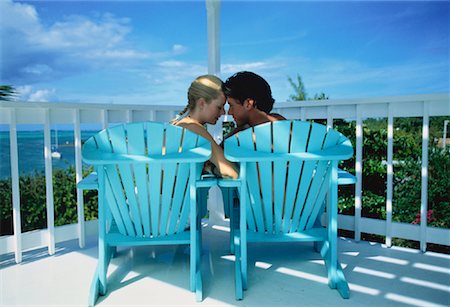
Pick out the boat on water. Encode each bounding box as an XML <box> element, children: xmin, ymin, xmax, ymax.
<box><xmin>51</xmin><ymin>151</ymin><xmax>61</xmax><ymax>159</ymax></box>
<box><xmin>51</xmin><ymin>128</ymin><xmax>62</xmax><ymax>159</ymax></box>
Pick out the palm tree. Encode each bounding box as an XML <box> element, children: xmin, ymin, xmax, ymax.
<box><xmin>0</xmin><ymin>85</ymin><xmax>17</xmax><ymax>101</ymax></box>
<box><xmin>287</xmin><ymin>74</ymin><xmax>329</xmax><ymax>101</ymax></box>
<box><xmin>287</xmin><ymin>74</ymin><xmax>307</xmax><ymax>101</ymax></box>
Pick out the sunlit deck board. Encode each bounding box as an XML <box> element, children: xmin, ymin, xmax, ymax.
<box><xmin>1</xmin><ymin>219</ymin><xmax>449</xmax><ymax>307</ymax></box>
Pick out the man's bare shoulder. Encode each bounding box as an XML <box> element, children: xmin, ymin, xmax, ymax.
<box><xmin>268</xmin><ymin>113</ymin><xmax>286</xmax><ymax>121</ymax></box>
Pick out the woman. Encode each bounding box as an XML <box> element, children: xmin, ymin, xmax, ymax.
<box><xmin>171</xmin><ymin>75</ymin><xmax>238</xmax><ymax>179</ymax></box>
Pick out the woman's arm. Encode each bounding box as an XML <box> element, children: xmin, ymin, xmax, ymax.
<box><xmin>177</xmin><ymin>122</ymin><xmax>239</xmax><ymax>179</ymax></box>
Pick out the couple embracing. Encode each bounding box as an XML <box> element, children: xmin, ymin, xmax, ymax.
<box><xmin>171</xmin><ymin>71</ymin><xmax>286</xmax><ymax>179</ymax></box>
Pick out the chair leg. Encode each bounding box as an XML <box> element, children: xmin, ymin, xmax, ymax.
<box><xmin>190</xmin><ymin>234</ymin><xmax>196</xmax><ymax>293</ymax></box>
<box><xmin>234</xmin><ymin>230</ymin><xmax>243</xmax><ymax>300</ymax></box>
<box><xmin>98</xmin><ymin>240</ymin><xmax>108</xmax><ymax>296</ymax></box>
<box><xmin>320</xmin><ymin>241</ymin><xmax>350</xmax><ymax>299</ymax></box>
<box><xmin>88</xmin><ymin>267</ymin><xmax>100</xmax><ymax>306</ymax></box>
<box><xmin>195</xmin><ymin>228</ymin><xmax>203</xmax><ymax>301</ymax></box>
<box><xmin>230</xmin><ymin>196</ymin><xmax>240</xmax><ymax>255</ymax></box>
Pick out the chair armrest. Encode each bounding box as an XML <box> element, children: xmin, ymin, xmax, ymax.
<box><xmin>77</xmin><ymin>172</ymin><xmax>98</xmax><ymax>190</ymax></box>
<box><xmin>338</xmin><ymin>169</ymin><xmax>356</xmax><ymax>185</ymax></box>
<box><xmin>224</xmin><ymin>143</ymin><xmax>353</xmax><ymax>162</ymax></box>
<box><xmin>82</xmin><ymin>145</ymin><xmax>211</xmax><ymax>165</ymax></box>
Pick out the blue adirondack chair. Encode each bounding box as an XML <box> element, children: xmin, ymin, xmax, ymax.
<box><xmin>223</xmin><ymin>120</ymin><xmax>353</xmax><ymax>300</ymax></box>
<box><xmin>80</xmin><ymin>122</ymin><xmax>211</xmax><ymax>305</ymax></box>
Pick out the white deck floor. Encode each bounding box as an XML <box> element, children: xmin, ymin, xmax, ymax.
<box><xmin>1</xmin><ymin>219</ymin><xmax>449</xmax><ymax>307</ymax></box>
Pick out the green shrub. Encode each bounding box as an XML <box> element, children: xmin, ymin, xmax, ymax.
<box><xmin>0</xmin><ymin>166</ymin><xmax>98</xmax><ymax>235</ymax></box>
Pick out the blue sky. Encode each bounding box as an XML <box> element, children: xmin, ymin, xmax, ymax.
<box><xmin>1</xmin><ymin>0</ymin><xmax>449</xmax><ymax>105</ymax></box>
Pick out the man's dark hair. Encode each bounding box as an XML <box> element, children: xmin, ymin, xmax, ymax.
<box><xmin>223</xmin><ymin>71</ymin><xmax>275</xmax><ymax>113</ymax></box>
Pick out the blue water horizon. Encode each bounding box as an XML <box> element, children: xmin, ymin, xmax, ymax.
<box><xmin>0</xmin><ymin>129</ymin><xmax>99</xmax><ymax>179</ymax></box>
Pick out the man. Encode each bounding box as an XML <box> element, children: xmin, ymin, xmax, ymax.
<box><xmin>223</xmin><ymin>71</ymin><xmax>285</xmax><ymax>138</ymax></box>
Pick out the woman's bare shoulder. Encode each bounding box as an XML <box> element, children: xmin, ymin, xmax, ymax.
<box><xmin>175</xmin><ymin>119</ymin><xmax>214</xmax><ymax>142</ymax></box>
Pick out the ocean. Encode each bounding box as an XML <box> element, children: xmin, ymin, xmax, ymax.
<box><xmin>0</xmin><ymin>130</ymin><xmax>98</xmax><ymax>179</ymax></box>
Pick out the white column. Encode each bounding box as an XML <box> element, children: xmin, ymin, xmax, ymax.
<box><xmin>206</xmin><ymin>0</ymin><xmax>223</xmax><ymax>222</ymax></box>
<box><xmin>44</xmin><ymin>109</ymin><xmax>55</xmax><ymax>255</ymax></box>
<box><xmin>386</xmin><ymin>104</ymin><xmax>393</xmax><ymax>247</ymax></box>
<box><xmin>354</xmin><ymin>105</ymin><xmax>363</xmax><ymax>241</ymax></box>
<box><xmin>9</xmin><ymin>108</ymin><xmax>22</xmax><ymax>263</ymax></box>
<box><xmin>74</xmin><ymin>109</ymin><xmax>85</xmax><ymax>248</ymax></box>
<box><xmin>206</xmin><ymin>0</ymin><xmax>220</xmax><ymax>76</ymax></box>
<box><xmin>420</xmin><ymin>102</ymin><xmax>429</xmax><ymax>252</ymax></box>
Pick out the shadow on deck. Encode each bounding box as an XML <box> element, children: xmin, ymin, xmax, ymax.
<box><xmin>1</xmin><ymin>219</ymin><xmax>449</xmax><ymax>306</ymax></box>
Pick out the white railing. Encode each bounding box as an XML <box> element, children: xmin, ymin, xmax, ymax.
<box><xmin>1</xmin><ymin>93</ymin><xmax>449</xmax><ymax>263</ymax></box>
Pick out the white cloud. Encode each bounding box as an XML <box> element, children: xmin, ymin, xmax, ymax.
<box><xmin>172</xmin><ymin>44</ymin><xmax>187</xmax><ymax>54</ymax></box>
<box><xmin>28</xmin><ymin>89</ymin><xmax>56</xmax><ymax>102</ymax></box>
<box><xmin>0</xmin><ymin>0</ymin><xmax>185</xmax><ymax>85</ymax></box>
<box><xmin>16</xmin><ymin>86</ymin><xmax>56</xmax><ymax>102</ymax></box>
<box><xmin>221</xmin><ymin>62</ymin><xmax>270</xmax><ymax>73</ymax></box>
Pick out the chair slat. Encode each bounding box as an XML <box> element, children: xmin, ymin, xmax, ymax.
<box><xmin>289</xmin><ymin>161</ymin><xmax>314</xmax><ymax>232</ymax></box>
<box><xmin>271</xmin><ymin>121</ymin><xmax>291</xmax><ymax>233</ymax></box>
<box><xmin>254</xmin><ymin>124</ymin><xmax>273</xmax><ymax>232</ymax></box>
<box><xmin>308</xmin><ymin>123</ymin><xmax>328</xmax><ymax>151</ymax></box>
<box><xmin>282</xmin><ymin>121</ymin><xmax>310</xmax><ymax>232</ymax></box>
<box><xmin>290</xmin><ymin>121</ymin><xmax>310</xmax><ymax>153</ymax></box>
<box><xmin>306</xmin><ymin>168</ymin><xmax>332</xmax><ymax>229</ymax></box>
<box><xmin>244</xmin><ymin>182</ymin><xmax>256</xmax><ymax>231</ymax></box>
<box><xmin>169</xmin><ymin>129</ymin><xmax>198</xmax><ymax>233</ymax></box>
<box><xmin>297</xmin><ymin>161</ymin><xmax>329</xmax><ymax>231</ymax></box>
<box><xmin>177</xmin><ymin>184</ymin><xmax>191</xmax><ymax>234</ymax></box>
<box><xmin>168</xmin><ymin>164</ymin><xmax>190</xmax><ymax>233</ymax></box>
<box><xmin>273</xmin><ymin>160</ymin><xmax>287</xmax><ymax>233</ymax></box>
<box><xmin>148</xmin><ymin>164</ymin><xmax>162</xmax><ymax>236</ymax></box>
<box><xmin>165</xmin><ymin>124</ymin><xmax>183</xmax><ymax>154</ymax></box>
<box><xmin>160</xmin><ymin>125</ymin><xmax>183</xmax><ymax>235</ymax></box>
<box><xmin>94</xmin><ymin>130</ymin><xmax>112</xmax><ymax>152</ymax></box>
<box><xmin>147</xmin><ymin>122</ymin><xmax>165</xmax><ymax>155</ymax></box>
<box><xmin>127</xmin><ymin>123</ymin><xmax>146</xmax><ymax>155</ymax></box>
<box><xmin>160</xmin><ymin>163</ymin><xmax>177</xmax><ymax>235</ymax></box>
<box><xmin>108</xmin><ymin>125</ymin><xmax>127</xmax><ymax>154</ymax></box>
<box><xmin>282</xmin><ymin>160</ymin><xmax>302</xmax><ymax>232</ymax></box>
<box><xmin>104</xmin><ymin>167</ymin><xmax>127</xmax><ymax>235</ymax></box>
<box><xmin>119</xmin><ymin>164</ymin><xmax>144</xmax><ymax>236</ymax></box>
<box><xmin>126</xmin><ymin>123</ymin><xmax>150</xmax><ymax>236</ymax></box>
<box><xmin>246</xmin><ymin>162</ymin><xmax>265</xmax><ymax>232</ymax></box>
<box><xmin>134</xmin><ymin>164</ymin><xmax>150</xmax><ymax>236</ymax></box>
<box><xmin>104</xmin><ymin>165</ymin><xmax>136</xmax><ymax>236</ymax></box>
<box><xmin>107</xmin><ymin>125</ymin><xmax>144</xmax><ymax>236</ymax></box>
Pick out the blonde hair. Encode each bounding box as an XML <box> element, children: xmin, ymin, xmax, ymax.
<box><xmin>173</xmin><ymin>75</ymin><xmax>224</xmax><ymax>122</ymax></box>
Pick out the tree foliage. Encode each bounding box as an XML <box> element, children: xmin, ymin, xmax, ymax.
<box><xmin>0</xmin><ymin>166</ymin><xmax>98</xmax><ymax>235</ymax></box>
<box><xmin>287</xmin><ymin>74</ymin><xmax>449</xmax><ymax>232</ymax></box>
<box><xmin>287</xmin><ymin>74</ymin><xmax>328</xmax><ymax>101</ymax></box>
<box><xmin>0</xmin><ymin>85</ymin><xmax>17</xmax><ymax>101</ymax></box>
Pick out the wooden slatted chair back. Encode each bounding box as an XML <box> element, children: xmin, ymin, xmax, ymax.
<box><xmin>82</xmin><ymin>122</ymin><xmax>208</xmax><ymax>238</ymax></box>
<box><xmin>226</xmin><ymin>120</ymin><xmax>351</xmax><ymax>234</ymax></box>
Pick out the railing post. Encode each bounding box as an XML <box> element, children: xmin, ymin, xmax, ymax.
<box><xmin>300</xmin><ymin>107</ymin><xmax>306</xmax><ymax>121</ymax></box>
<box><xmin>9</xmin><ymin>108</ymin><xmax>22</xmax><ymax>263</ymax></box>
<box><xmin>420</xmin><ymin>102</ymin><xmax>429</xmax><ymax>252</ymax></box>
<box><xmin>149</xmin><ymin>110</ymin><xmax>156</xmax><ymax>121</ymax></box>
<box><xmin>386</xmin><ymin>103</ymin><xmax>394</xmax><ymax>247</ymax></box>
<box><xmin>44</xmin><ymin>109</ymin><xmax>55</xmax><ymax>255</ymax></box>
<box><xmin>326</xmin><ymin>106</ymin><xmax>333</xmax><ymax>129</ymax></box>
<box><xmin>126</xmin><ymin>110</ymin><xmax>132</xmax><ymax>123</ymax></box>
<box><xmin>102</xmin><ymin>109</ymin><xmax>108</xmax><ymax>129</ymax></box>
<box><xmin>74</xmin><ymin>109</ymin><xmax>85</xmax><ymax>248</ymax></box>
<box><xmin>355</xmin><ymin>105</ymin><xmax>363</xmax><ymax>241</ymax></box>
